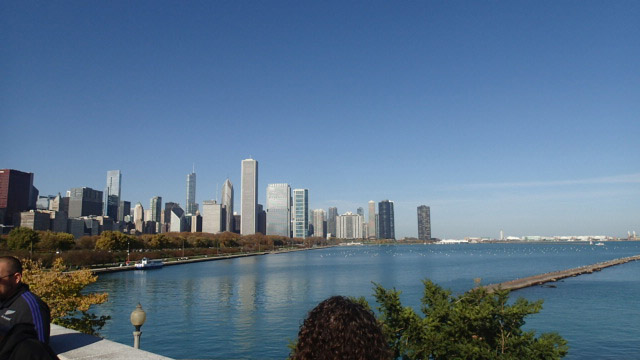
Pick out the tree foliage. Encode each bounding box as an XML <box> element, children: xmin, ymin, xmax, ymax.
<box><xmin>95</xmin><ymin>231</ymin><xmax>133</xmax><ymax>251</ymax></box>
<box><xmin>37</xmin><ymin>231</ymin><xmax>75</xmax><ymax>251</ymax></box>
<box><xmin>21</xmin><ymin>258</ymin><xmax>110</xmax><ymax>335</ymax></box>
<box><xmin>372</xmin><ymin>280</ymin><xmax>568</xmax><ymax>359</ymax></box>
<box><xmin>7</xmin><ymin>227</ymin><xmax>40</xmax><ymax>250</ymax></box>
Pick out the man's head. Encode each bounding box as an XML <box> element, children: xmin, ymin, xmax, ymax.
<box><xmin>0</xmin><ymin>256</ymin><xmax>23</xmax><ymax>301</ymax></box>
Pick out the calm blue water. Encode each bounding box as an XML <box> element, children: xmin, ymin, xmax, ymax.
<box><xmin>87</xmin><ymin>242</ymin><xmax>640</xmax><ymax>359</ymax></box>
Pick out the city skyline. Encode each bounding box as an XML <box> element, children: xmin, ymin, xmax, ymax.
<box><xmin>2</xmin><ymin>2</ymin><xmax>638</xmax><ymax>238</ymax></box>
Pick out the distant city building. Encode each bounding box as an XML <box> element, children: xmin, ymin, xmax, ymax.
<box><xmin>356</xmin><ymin>207</ymin><xmax>364</xmax><ymax>217</ymax></box>
<box><xmin>118</xmin><ymin>201</ymin><xmax>131</xmax><ymax>222</ymax></box>
<box><xmin>169</xmin><ymin>205</ymin><xmax>186</xmax><ymax>232</ymax></box>
<box><xmin>257</xmin><ymin>204</ymin><xmax>266</xmax><ymax>235</ymax></box>
<box><xmin>241</xmin><ymin>158</ymin><xmax>258</xmax><ymax>235</ymax></box>
<box><xmin>202</xmin><ymin>200</ymin><xmax>223</xmax><ymax>234</ymax></box>
<box><xmin>378</xmin><ymin>200</ymin><xmax>395</xmax><ymax>240</ymax></box>
<box><xmin>233</xmin><ymin>214</ymin><xmax>241</xmax><ymax>233</ymax></box>
<box><xmin>191</xmin><ymin>212</ymin><xmax>202</xmax><ymax>233</ymax></box>
<box><xmin>417</xmin><ymin>205</ymin><xmax>431</xmax><ymax>241</ymax></box>
<box><xmin>163</xmin><ymin>202</ymin><xmax>179</xmax><ymax>226</ymax></box>
<box><xmin>292</xmin><ymin>189</ymin><xmax>308</xmax><ymax>238</ymax></box>
<box><xmin>221</xmin><ymin>179</ymin><xmax>234</xmax><ymax>232</ymax></box>
<box><xmin>266</xmin><ymin>183</ymin><xmax>291</xmax><ymax>237</ymax></box>
<box><xmin>375</xmin><ymin>214</ymin><xmax>379</xmax><ymax>238</ymax></box>
<box><xmin>104</xmin><ymin>170</ymin><xmax>121</xmax><ymax>218</ymax></box>
<box><xmin>312</xmin><ymin>209</ymin><xmax>326</xmax><ymax>238</ymax></box>
<box><xmin>134</xmin><ymin>202</ymin><xmax>144</xmax><ymax>233</ymax></box>
<box><xmin>327</xmin><ymin>207</ymin><xmax>338</xmax><ymax>238</ymax></box>
<box><xmin>144</xmin><ymin>209</ymin><xmax>153</xmax><ymax>222</ymax></box>
<box><xmin>368</xmin><ymin>200</ymin><xmax>376</xmax><ymax>239</ymax></box>
<box><xmin>0</xmin><ymin>169</ymin><xmax>36</xmax><ymax>225</ymax></box>
<box><xmin>186</xmin><ymin>170</ymin><xmax>197</xmax><ymax>215</ymax></box>
<box><xmin>151</xmin><ymin>196</ymin><xmax>162</xmax><ymax>223</ymax></box>
<box><xmin>336</xmin><ymin>212</ymin><xmax>363</xmax><ymax>239</ymax></box>
<box><xmin>49</xmin><ymin>194</ymin><xmax>62</xmax><ymax>212</ymax></box>
<box><xmin>36</xmin><ymin>195</ymin><xmax>55</xmax><ymax>210</ymax></box>
<box><xmin>19</xmin><ymin>210</ymin><xmax>50</xmax><ymax>231</ymax></box>
<box><xmin>68</xmin><ymin>187</ymin><xmax>103</xmax><ymax>218</ymax></box>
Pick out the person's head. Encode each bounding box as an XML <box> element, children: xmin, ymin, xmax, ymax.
<box><xmin>291</xmin><ymin>296</ymin><xmax>391</xmax><ymax>360</ymax></box>
<box><xmin>0</xmin><ymin>256</ymin><xmax>23</xmax><ymax>301</ymax></box>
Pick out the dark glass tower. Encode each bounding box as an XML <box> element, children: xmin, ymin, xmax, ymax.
<box><xmin>378</xmin><ymin>200</ymin><xmax>395</xmax><ymax>240</ymax></box>
<box><xmin>417</xmin><ymin>205</ymin><xmax>431</xmax><ymax>241</ymax></box>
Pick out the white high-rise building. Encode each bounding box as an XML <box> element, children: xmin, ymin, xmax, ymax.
<box><xmin>186</xmin><ymin>170</ymin><xmax>197</xmax><ymax>215</ymax></box>
<box><xmin>202</xmin><ymin>200</ymin><xmax>223</xmax><ymax>234</ymax></box>
<box><xmin>221</xmin><ymin>179</ymin><xmax>234</xmax><ymax>232</ymax></box>
<box><xmin>133</xmin><ymin>202</ymin><xmax>144</xmax><ymax>233</ymax></box>
<box><xmin>312</xmin><ymin>209</ymin><xmax>326</xmax><ymax>238</ymax></box>
<box><xmin>336</xmin><ymin>212</ymin><xmax>363</xmax><ymax>239</ymax></box>
<box><xmin>241</xmin><ymin>159</ymin><xmax>258</xmax><ymax>235</ymax></box>
<box><xmin>292</xmin><ymin>189</ymin><xmax>308</xmax><ymax>238</ymax></box>
<box><xmin>266</xmin><ymin>183</ymin><xmax>291</xmax><ymax>237</ymax></box>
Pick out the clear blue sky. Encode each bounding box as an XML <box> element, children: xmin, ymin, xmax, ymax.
<box><xmin>2</xmin><ymin>1</ymin><xmax>638</xmax><ymax>239</ymax></box>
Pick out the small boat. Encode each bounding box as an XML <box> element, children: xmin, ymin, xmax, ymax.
<box><xmin>135</xmin><ymin>257</ymin><xmax>164</xmax><ymax>269</ymax></box>
<box><xmin>595</xmin><ymin>242</ymin><xmax>605</xmax><ymax>246</ymax></box>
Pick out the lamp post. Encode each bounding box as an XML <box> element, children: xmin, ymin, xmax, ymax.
<box><xmin>130</xmin><ymin>303</ymin><xmax>146</xmax><ymax>349</ymax></box>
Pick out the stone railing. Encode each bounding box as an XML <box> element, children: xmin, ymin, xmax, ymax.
<box><xmin>49</xmin><ymin>324</ymin><xmax>173</xmax><ymax>360</ymax></box>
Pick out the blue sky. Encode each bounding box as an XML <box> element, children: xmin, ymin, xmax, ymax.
<box><xmin>1</xmin><ymin>1</ymin><xmax>638</xmax><ymax>238</ymax></box>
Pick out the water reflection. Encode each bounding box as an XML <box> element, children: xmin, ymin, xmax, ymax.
<box><xmin>87</xmin><ymin>243</ymin><xmax>640</xmax><ymax>359</ymax></box>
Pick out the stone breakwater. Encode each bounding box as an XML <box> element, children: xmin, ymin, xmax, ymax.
<box><xmin>484</xmin><ymin>254</ymin><xmax>640</xmax><ymax>293</ymax></box>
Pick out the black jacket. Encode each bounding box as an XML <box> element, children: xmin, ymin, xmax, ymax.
<box><xmin>0</xmin><ymin>323</ymin><xmax>58</xmax><ymax>360</ymax></box>
<box><xmin>0</xmin><ymin>283</ymin><xmax>50</xmax><ymax>344</ymax></box>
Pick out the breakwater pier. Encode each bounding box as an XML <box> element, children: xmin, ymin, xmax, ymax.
<box><xmin>484</xmin><ymin>254</ymin><xmax>640</xmax><ymax>293</ymax></box>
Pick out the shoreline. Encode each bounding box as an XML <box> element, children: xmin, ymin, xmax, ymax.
<box><xmin>91</xmin><ymin>245</ymin><xmax>334</xmax><ymax>274</ymax></box>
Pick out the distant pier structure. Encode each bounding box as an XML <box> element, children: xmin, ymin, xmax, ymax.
<box><xmin>484</xmin><ymin>254</ymin><xmax>640</xmax><ymax>293</ymax></box>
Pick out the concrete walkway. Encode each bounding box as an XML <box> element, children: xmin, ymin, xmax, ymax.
<box><xmin>50</xmin><ymin>324</ymin><xmax>173</xmax><ymax>360</ymax></box>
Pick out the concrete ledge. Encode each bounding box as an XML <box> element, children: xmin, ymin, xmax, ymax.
<box><xmin>50</xmin><ymin>324</ymin><xmax>173</xmax><ymax>360</ymax></box>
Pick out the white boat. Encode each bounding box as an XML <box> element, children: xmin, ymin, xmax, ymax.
<box><xmin>135</xmin><ymin>257</ymin><xmax>164</xmax><ymax>269</ymax></box>
<box><xmin>595</xmin><ymin>242</ymin><xmax>605</xmax><ymax>246</ymax></box>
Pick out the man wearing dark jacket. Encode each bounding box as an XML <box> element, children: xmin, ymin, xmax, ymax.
<box><xmin>0</xmin><ymin>256</ymin><xmax>50</xmax><ymax>344</ymax></box>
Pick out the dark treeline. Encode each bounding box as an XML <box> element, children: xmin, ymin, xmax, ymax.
<box><xmin>0</xmin><ymin>227</ymin><xmax>333</xmax><ymax>268</ymax></box>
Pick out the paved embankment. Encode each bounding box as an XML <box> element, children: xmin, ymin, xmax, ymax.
<box><xmin>91</xmin><ymin>246</ymin><xmax>329</xmax><ymax>274</ymax></box>
<box><xmin>484</xmin><ymin>254</ymin><xmax>640</xmax><ymax>293</ymax></box>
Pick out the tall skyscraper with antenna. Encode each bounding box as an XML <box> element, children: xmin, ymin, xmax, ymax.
<box><xmin>221</xmin><ymin>178</ymin><xmax>234</xmax><ymax>232</ymax></box>
<box><xmin>104</xmin><ymin>170</ymin><xmax>121</xmax><ymax>218</ymax></box>
<box><xmin>241</xmin><ymin>158</ymin><xmax>258</xmax><ymax>235</ymax></box>
<box><xmin>186</xmin><ymin>167</ymin><xmax>197</xmax><ymax>215</ymax></box>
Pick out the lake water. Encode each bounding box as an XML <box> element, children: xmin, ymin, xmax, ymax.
<box><xmin>88</xmin><ymin>242</ymin><xmax>640</xmax><ymax>359</ymax></box>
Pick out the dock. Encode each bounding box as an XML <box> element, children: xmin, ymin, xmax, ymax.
<box><xmin>484</xmin><ymin>254</ymin><xmax>640</xmax><ymax>293</ymax></box>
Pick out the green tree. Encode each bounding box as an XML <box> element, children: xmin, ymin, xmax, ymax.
<box><xmin>95</xmin><ymin>231</ymin><xmax>131</xmax><ymax>251</ymax></box>
<box><xmin>38</xmin><ymin>231</ymin><xmax>75</xmax><ymax>251</ymax></box>
<box><xmin>7</xmin><ymin>227</ymin><xmax>40</xmax><ymax>251</ymax></box>
<box><xmin>373</xmin><ymin>280</ymin><xmax>568</xmax><ymax>359</ymax></box>
<box><xmin>22</xmin><ymin>258</ymin><xmax>110</xmax><ymax>335</ymax></box>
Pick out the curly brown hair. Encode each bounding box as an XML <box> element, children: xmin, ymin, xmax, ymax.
<box><xmin>291</xmin><ymin>296</ymin><xmax>391</xmax><ymax>360</ymax></box>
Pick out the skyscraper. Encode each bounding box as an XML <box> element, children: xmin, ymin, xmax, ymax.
<box><xmin>104</xmin><ymin>170</ymin><xmax>121</xmax><ymax>218</ymax></box>
<box><xmin>356</xmin><ymin>207</ymin><xmax>364</xmax><ymax>217</ymax></box>
<box><xmin>68</xmin><ymin>187</ymin><xmax>103</xmax><ymax>218</ymax></box>
<box><xmin>292</xmin><ymin>189</ymin><xmax>308</xmax><ymax>238</ymax></box>
<box><xmin>186</xmin><ymin>170</ymin><xmax>197</xmax><ymax>215</ymax></box>
<box><xmin>0</xmin><ymin>169</ymin><xmax>35</xmax><ymax>225</ymax></box>
<box><xmin>378</xmin><ymin>200</ymin><xmax>395</xmax><ymax>240</ymax></box>
<box><xmin>312</xmin><ymin>209</ymin><xmax>326</xmax><ymax>238</ymax></box>
<box><xmin>368</xmin><ymin>200</ymin><xmax>376</xmax><ymax>239</ymax></box>
<box><xmin>202</xmin><ymin>200</ymin><xmax>223</xmax><ymax>234</ymax></box>
<box><xmin>221</xmin><ymin>178</ymin><xmax>234</xmax><ymax>232</ymax></box>
<box><xmin>151</xmin><ymin>196</ymin><xmax>162</xmax><ymax>223</ymax></box>
<box><xmin>266</xmin><ymin>183</ymin><xmax>291</xmax><ymax>237</ymax></box>
<box><xmin>417</xmin><ymin>205</ymin><xmax>431</xmax><ymax>241</ymax></box>
<box><xmin>134</xmin><ymin>202</ymin><xmax>144</xmax><ymax>233</ymax></box>
<box><xmin>327</xmin><ymin>207</ymin><xmax>338</xmax><ymax>238</ymax></box>
<box><xmin>336</xmin><ymin>212</ymin><xmax>363</xmax><ymax>239</ymax></box>
<box><xmin>241</xmin><ymin>158</ymin><xmax>258</xmax><ymax>235</ymax></box>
